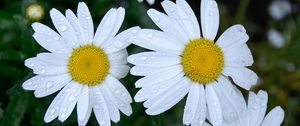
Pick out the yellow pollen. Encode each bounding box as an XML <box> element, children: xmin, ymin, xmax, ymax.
<box><xmin>68</xmin><ymin>45</ymin><xmax>110</xmax><ymax>86</ymax></box>
<box><xmin>181</xmin><ymin>38</ymin><xmax>224</xmax><ymax>84</ymax></box>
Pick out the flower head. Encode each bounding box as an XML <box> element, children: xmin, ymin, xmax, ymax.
<box><xmin>223</xmin><ymin>90</ymin><xmax>285</xmax><ymax>126</ymax></box>
<box><xmin>23</xmin><ymin>2</ymin><xmax>139</xmax><ymax>125</ymax></box>
<box><xmin>128</xmin><ymin>0</ymin><xmax>258</xmax><ymax>125</ymax></box>
<box><xmin>26</xmin><ymin>3</ymin><xmax>45</xmax><ymax>21</ymax></box>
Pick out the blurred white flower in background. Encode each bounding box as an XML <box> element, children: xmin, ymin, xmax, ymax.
<box><xmin>268</xmin><ymin>0</ymin><xmax>292</xmax><ymax>20</ymax></box>
<box><xmin>267</xmin><ymin>29</ymin><xmax>285</xmax><ymax>48</ymax></box>
<box><xmin>26</xmin><ymin>3</ymin><xmax>45</xmax><ymax>21</ymax></box>
<box><xmin>138</xmin><ymin>0</ymin><xmax>155</xmax><ymax>5</ymax></box>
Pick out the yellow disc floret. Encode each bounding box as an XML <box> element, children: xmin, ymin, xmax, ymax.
<box><xmin>181</xmin><ymin>39</ymin><xmax>224</xmax><ymax>84</ymax></box>
<box><xmin>68</xmin><ymin>45</ymin><xmax>110</xmax><ymax>86</ymax></box>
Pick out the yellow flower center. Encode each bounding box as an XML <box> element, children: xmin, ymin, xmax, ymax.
<box><xmin>181</xmin><ymin>38</ymin><xmax>224</xmax><ymax>84</ymax></box>
<box><xmin>68</xmin><ymin>45</ymin><xmax>110</xmax><ymax>86</ymax></box>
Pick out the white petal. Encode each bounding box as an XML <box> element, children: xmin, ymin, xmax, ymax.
<box><xmin>191</xmin><ymin>84</ymin><xmax>206</xmax><ymax>126</ymax></box>
<box><xmin>201</xmin><ymin>0</ymin><xmax>219</xmax><ymax>40</ymax></box>
<box><xmin>256</xmin><ymin>90</ymin><xmax>268</xmax><ymax>126</ymax></box>
<box><xmin>131</xmin><ymin>29</ymin><xmax>184</xmax><ymax>55</ymax></box>
<box><xmin>33</xmin><ymin>74</ymin><xmax>72</xmax><ymax>98</ymax></box>
<box><xmin>142</xmin><ymin>72</ymin><xmax>184</xmax><ymax>108</ymax></box>
<box><xmin>50</xmin><ymin>9</ymin><xmax>80</xmax><ymax>49</ymax></box>
<box><xmin>248</xmin><ymin>91</ymin><xmax>268</xmax><ymax>126</ymax></box>
<box><xmin>161</xmin><ymin>0</ymin><xmax>200</xmax><ymax>40</ymax></box>
<box><xmin>58</xmin><ymin>82</ymin><xmax>82</xmax><ymax>122</ymax></box>
<box><xmin>216</xmin><ymin>25</ymin><xmax>249</xmax><ymax>50</ymax></box>
<box><xmin>94</xmin><ymin>8</ymin><xmax>125</xmax><ymax>46</ymax></box>
<box><xmin>127</xmin><ymin>52</ymin><xmax>181</xmax><ymax>67</ymax></box>
<box><xmin>98</xmin><ymin>85</ymin><xmax>120</xmax><ymax>122</ymax></box>
<box><xmin>134</xmin><ymin>65</ymin><xmax>183</xmax><ymax>88</ymax></box>
<box><xmin>65</xmin><ymin>9</ymin><xmax>86</xmax><ymax>46</ymax></box>
<box><xmin>77</xmin><ymin>85</ymin><xmax>89</xmax><ymax>122</ymax></box>
<box><xmin>176</xmin><ymin>0</ymin><xmax>201</xmax><ymax>39</ymax></box>
<box><xmin>130</xmin><ymin>66</ymin><xmax>162</xmax><ymax>76</ymax></box>
<box><xmin>105</xmin><ymin>75</ymin><xmax>132</xmax><ymax>103</ymax></box>
<box><xmin>206</xmin><ymin>84</ymin><xmax>223</xmax><ymax>126</ymax></box>
<box><xmin>22</xmin><ymin>75</ymin><xmax>42</xmax><ymax>91</ymax></box>
<box><xmin>102</xmin><ymin>83</ymin><xmax>132</xmax><ymax>116</ymax></box>
<box><xmin>31</xmin><ymin>23</ymin><xmax>71</xmax><ymax>54</ymax></box>
<box><xmin>223</xmin><ymin>67</ymin><xmax>258</xmax><ymax>90</ymax></box>
<box><xmin>77</xmin><ymin>2</ymin><xmax>94</xmax><ymax>44</ymax></box>
<box><xmin>261</xmin><ymin>106</ymin><xmax>284</xmax><ymax>126</ymax></box>
<box><xmin>36</xmin><ymin>53</ymin><xmax>68</xmax><ymax>65</ymax></box>
<box><xmin>183</xmin><ymin>83</ymin><xmax>201</xmax><ymax>125</ymax></box>
<box><xmin>134</xmin><ymin>72</ymin><xmax>184</xmax><ymax>103</ymax></box>
<box><xmin>91</xmin><ymin>87</ymin><xmax>111</xmax><ymax>126</ymax></box>
<box><xmin>109</xmin><ymin>65</ymin><xmax>130</xmax><ymax>79</ymax></box>
<box><xmin>43</xmin><ymin>81</ymin><xmax>79</xmax><ymax>123</ymax></box>
<box><xmin>145</xmin><ymin>77</ymin><xmax>191</xmax><ymax>115</ymax></box>
<box><xmin>25</xmin><ymin>57</ymin><xmax>68</xmax><ymax>75</ymax></box>
<box><xmin>224</xmin><ymin>44</ymin><xmax>253</xmax><ymax>67</ymax></box>
<box><xmin>104</xmin><ymin>26</ymin><xmax>141</xmax><ymax>54</ymax></box>
<box><xmin>213</xmin><ymin>76</ymin><xmax>247</xmax><ymax>122</ymax></box>
<box><xmin>77</xmin><ymin>102</ymin><xmax>92</xmax><ymax>126</ymax></box>
<box><xmin>108</xmin><ymin>49</ymin><xmax>128</xmax><ymax>65</ymax></box>
<box><xmin>147</xmin><ymin>9</ymin><xmax>189</xmax><ymax>44</ymax></box>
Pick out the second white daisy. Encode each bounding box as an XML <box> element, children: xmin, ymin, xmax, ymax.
<box><xmin>128</xmin><ymin>0</ymin><xmax>258</xmax><ymax>125</ymax></box>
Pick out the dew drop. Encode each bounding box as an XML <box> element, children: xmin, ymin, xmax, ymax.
<box><xmin>114</xmin><ymin>40</ymin><xmax>124</xmax><ymax>48</ymax></box>
<box><xmin>61</xmin><ymin>113</ymin><xmax>66</xmax><ymax>118</ymax></box>
<box><xmin>100</xmin><ymin>120</ymin><xmax>106</xmax><ymax>125</ymax></box>
<box><xmin>59</xmin><ymin>25</ymin><xmax>67</xmax><ymax>32</ymax></box>
<box><xmin>131</xmin><ymin>30</ymin><xmax>138</xmax><ymax>33</ymax></box>
<box><xmin>69</xmin><ymin>96</ymin><xmax>75</xmax><ymax>101</ymax></box>
<box><xmin>147</xmin><ymin>34</ymin><xmax>153</xmax><ymax>38</ymax></box>
<box><xmin>27</xmin><ymin>82</ymin><xmax>33</xmax><ymax>86</ymax></box>
<box><xmin>46</xmin><ymin>81</ymin><xmax>54</xmax><ymax>88</ymax></box>
<box><xmin>140</xmin><ymin>57</ymin><xmax>147</xmax><ymax>60</ymax></box>
<box><xmin>40</xmin><ymin>69</ymin><xmax>46</xmax><ymax>74</ymax></box>
<box><xmin>50</xmin><ymin>109</ymin><xmax>56</xmax><ymax>114</ymax></box>
<box><xmin>237</xmin><ymin>26</ymin><xmax>246</xmax><ymax>33</ymax></box>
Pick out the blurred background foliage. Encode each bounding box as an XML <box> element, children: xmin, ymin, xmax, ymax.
<box><xmin>0</xmin><ymin>0</ymin><xmax>300</xmax><ymax>125</ymax></box>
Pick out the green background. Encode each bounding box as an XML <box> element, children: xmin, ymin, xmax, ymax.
<box><xmin>0</xmin><ymin>0</ymin><xmax>299</xmax><ymax>125</ymax></box>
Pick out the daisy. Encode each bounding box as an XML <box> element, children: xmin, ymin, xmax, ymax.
<box><xmin>128</xmin><ymin>0</ymin><xmax>258</xmax><ymax>125</ymax></box>
<box><xmin>22</xmin><ymin>2</ymin><xmax>139</xmax><ymax>126</ymax></box>
<box><xmin>223</xmin><ymin>90</ymin><xmax>285</xmax><ymax>126</ymax></box>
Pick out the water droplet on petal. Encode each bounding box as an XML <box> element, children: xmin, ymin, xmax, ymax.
<box><xmin>140</xmin><ymin>57</ymin><xmax>147</xmax><ymax>60</ymax></box>
<box><xmin>50</xmin><ymin>109</ymin><xmax>56</xmax><ymax>114</ymax></box>
<box><xmin>147</xmin><ymin>34</ymin><xmax>153</xmax><ymax>38</ymax></box>
<box><xmin>40</xmin><ymin>69</ymin><xmax>46</xmax><ymax>74</ymax></box>
<box><xmin>59</xmin><ymin>25</ymin><xmax>67</xmax><ymax>32</ymax></box>
<box><xmin>46</xmin><ymin>81</ymin><xmax>54</xmax><ymax>88</ymax></box>
<box><xmin>69</xmin><ymin>96</ymin><xmax>75</xmax><ymax>101</ymax></box>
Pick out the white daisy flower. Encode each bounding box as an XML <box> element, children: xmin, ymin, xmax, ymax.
<box><xmin>128</xmin><ymin>0</ymin><xmax>258</xmax><ymax>125</ymax></box>
<box><xmin>138</xmin><ymin>0</ymin><xmax>155</xmax><ymax>5</ymax></box>
<box><xmin>22</xmin><ymin>2</ymin><xmax>139</xmax><ymax>126</ymax></box>
<box><xmin>223</xmin><ymin>90</ymin><xmax>285</xmax><ymax>126</ymax></box>
<box><xmin>267</xmin><ymin>29</ymin><xmax>285</xmax><ymax>48</ymax></box>
<box><xmin>269</xmin><ymin>0</ymin><xmax>292</xmax><ymax>20</ymax></box>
